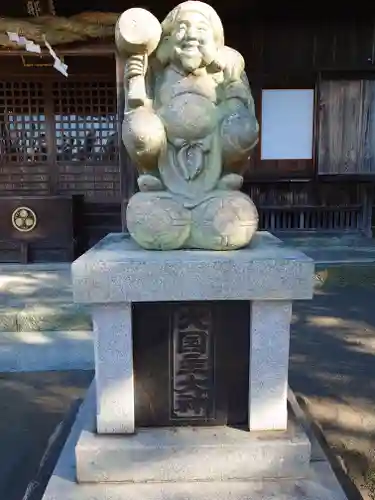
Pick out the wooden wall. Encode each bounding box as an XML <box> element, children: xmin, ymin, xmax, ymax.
<box><xmin>223</xmin><ymin>18</ymin><xmax>375</xmax><ymax>179</ymax></box>
<box><xmin>226</xmin><ymin>17</ymin><xmax>375</xmax><ymax>235</ymax></box>
<box><xmin>229</xmin><ymin>18</ymin><xmax>375</xmax><ymax>75</ymax></box>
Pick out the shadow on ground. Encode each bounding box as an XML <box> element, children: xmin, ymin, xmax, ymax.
<box><xmin>0</xmin><ymin>269</ymin><xmax>71</xmax><ymax>307</ymax></box>
<box><xmin>291</xmin><ymin>285</ymin><xmax>375</xmax><ymax>499</ymax></box>
<box><xmin>0</xmin><ymin>370</ymin><xmax>93</xmax><ymax>500</ymax></box>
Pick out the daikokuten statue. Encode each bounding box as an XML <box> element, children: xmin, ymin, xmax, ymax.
<box><xmin>116</xmin><ymin>1</ymin><xmax>259</xmax><ymax>250</ymax></box>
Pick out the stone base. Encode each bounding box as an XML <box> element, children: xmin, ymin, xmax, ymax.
<box><xmin>72</xmin><ymin>232</ymin><xmax>315</xmax><ymax>434</ymax></box>
<box><xmin>75</xmin><ymin>384</ymin><xmax>310</xmax><ymax>483</ymax></box>
<box><xmin>42</xmin><ymin>383</ymin><xmax>347</xmax><ymax>500</ymax></box>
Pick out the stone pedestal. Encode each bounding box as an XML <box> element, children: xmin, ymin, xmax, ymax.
<box><xmin>42</xmin><ymin>231</ymin><xmax>325</xmax><ymax>500</ymax></box>
<box><xmin>42</xmin><ymin>384</ymin><xmax>348</xmax><ymax>500</ymax></box>
<box><xmin>72</xmin><ymin>231</ymin><xmax>314</xmax><ymax>436</ymax></box>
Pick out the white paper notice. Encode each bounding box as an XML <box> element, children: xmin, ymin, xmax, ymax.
<box><xmin>53</xmin><ymin>59</ymin><xmax>68</xmax><ymax>77</ymax></box>
<box><xmin>7</xmin><ymin>32</ymin><xmax>20</xmax><ymax>43</ymax></box>
<box><xmin>7</xmin><ymin>32</ymin><xmax>41</xmax><ymax>53</ymax></box>
<box><xmin>44</xmin><ymin>36</ymin><xmax>68</xmax><ymax>76</ymax></box>
<box><xmin>26</xmin><ymin>40</ymin><xmax>41</xmax><ymax>53</ymax></box>
<box><xmin>261</xmin><ymin>89</ymin><xmax>314</xmax><ymax>160</ymax></box>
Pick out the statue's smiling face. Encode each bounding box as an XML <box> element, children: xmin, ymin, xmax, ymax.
<box><xmin>171</xmin><ymin>11</ymin><xmax>216</xmax><ymax>72</ymax></box>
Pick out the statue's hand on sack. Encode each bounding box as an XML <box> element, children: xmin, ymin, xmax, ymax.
<box><xmin>221</xmin><ymin>48</ymin><xmax>244</xmax><ymax>83</ymax></box>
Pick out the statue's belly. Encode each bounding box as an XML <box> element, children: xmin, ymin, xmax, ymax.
<box><xmin>159</xmin><ymin>94</ymin><xmax>217</xmax><ymax>141</ymax></box>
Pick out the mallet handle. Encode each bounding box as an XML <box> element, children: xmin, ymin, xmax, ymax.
<box><xmin>127</xmin><ymin>54</ymin><xmax>148</xmax><ymax>108</ymax></box>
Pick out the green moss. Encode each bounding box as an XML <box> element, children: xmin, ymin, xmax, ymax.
<box><xmin>314</xmin><ymin>265</ymin><xmax>375</xmax><ymax>288</ymax></box>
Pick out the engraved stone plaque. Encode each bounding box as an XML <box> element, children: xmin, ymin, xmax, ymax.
<box><xmin>133</xmin><ymin>301</ymin><xmax>250</xmax><ymax>427</ymax></box>
<box><xmin>171</xmin><ymin>304</ymin><xmax>214</xmax><ymax>422</ymax></box>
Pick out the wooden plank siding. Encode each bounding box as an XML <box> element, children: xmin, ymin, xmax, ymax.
<box><xmin>318</xmin><ymin>79</ymin><xmax>375</xmax><ymax>175</ymax></box>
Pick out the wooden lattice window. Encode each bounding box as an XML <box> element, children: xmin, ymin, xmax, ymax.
<box><xmin>0</xmin><ymin>81</ymin><xmax>47</xmax><ymax>164</ymax></box>
<box><xmin>53</xmin><ymin>81</ymin><xmax>118</xmax><ymax>164</ymax></box>
<box><xmin>52</xmin><ymin>80</ymin><xmax>120</xmax><ymax>200</ymax></box>
<box><xmin>0</xmin><ymin>81</ymin><xmax>50</xmax><ymax>195</ymax></box>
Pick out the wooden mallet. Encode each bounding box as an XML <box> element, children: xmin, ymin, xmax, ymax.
<box><xmin>115</xmin><ymin>8</ymin><xmax>162</xmax><ymax>108</ymax></box>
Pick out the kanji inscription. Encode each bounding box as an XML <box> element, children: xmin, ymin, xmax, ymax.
<box><xmin>171</xmin><ymin>305</ymin><xmax>214</xmax><ymax>420</ymax></box>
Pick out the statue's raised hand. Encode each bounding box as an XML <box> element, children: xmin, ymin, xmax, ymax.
<box><xmin>123</xmin><ymin>55</ymin><xmax>149</xmax><ymax>108</ymax></box>
<box><xmin>125</xmin><ymin>54</ymin><xmax>146</xmax><ymax>80</ymax></box>
<box><xmin>116</xmin><ymin>8</ymin><xmax>161</xmax><ymax>109</ymax></box>
<box><xmin>221</xmin><ymin>47</ymin><xmax>245</xmax><ymax>83</ymax></box>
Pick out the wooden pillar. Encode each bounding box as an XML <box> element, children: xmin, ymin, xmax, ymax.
<box><xmin>116</xmin><ymin>53</ymin><xmax>137</xmax><ymax>232</ymax></box>
<box><xmin>44</xmin><ymin>81</ymin><xmax>58</xmax><ymax>196</ymax></box>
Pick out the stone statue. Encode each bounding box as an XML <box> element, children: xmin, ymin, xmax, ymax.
<box><xmin>116</xmin><ymin>1</ymin><xmax>259</xmax><ymax>250</ymax></box>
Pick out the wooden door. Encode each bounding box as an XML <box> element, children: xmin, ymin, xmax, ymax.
<box><xmin>317</xmin><ymin>79</ymin><xmax>375</xmax><ymax>175</ymax></box>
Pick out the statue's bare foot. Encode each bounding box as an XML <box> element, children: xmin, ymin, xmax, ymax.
<box><xmin>126</xmin><ymin>192</ymin><xmax>191</xmax><ymax>250</ymax></box>
<box><xmin>138</xmin><ymin>174</ymin><xmax>164</xmax><ymax>192</ymax></box>
<box><xmin>217</xmin><ymin>173</ymin><xmax>243</xmax><ymax>190</ymax></box>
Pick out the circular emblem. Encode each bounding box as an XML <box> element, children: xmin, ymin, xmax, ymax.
<box><xmin>11</xmin><ymin>206</ymin><xmax>37</xmax><ymax>232</ymax></box>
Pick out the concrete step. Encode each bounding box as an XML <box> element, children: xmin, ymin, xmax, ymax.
<box><xmin>76</xmin><ymin>420</ymin><xmax>311</xmax><ymax>483</ymax></box>
<box><xmin>42</xmin><ymin>385</ymin><xmax>348</xmax><ymax>500</ymax></box>
<box><xmin>0</xmin><ymin>330</ymin><xmax>93</xmax><ymax>372</ymax></box>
